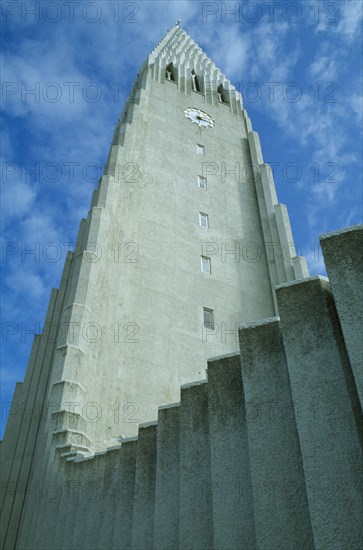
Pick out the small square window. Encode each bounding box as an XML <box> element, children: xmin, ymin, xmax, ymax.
<box><xmin>203</xmin><ymin>307</ymin><xmax>214</xmax><ymax>329</ymax></box>
<box><xmin>199</xmin><ymin>212</ymin><xmax>209</xmax><ymax>228</ymax></box>
<box><xmin>197</xmin><ymin>144</ymin><xmax>205</xmax><ymax>155</ymax></box>
<box><xmin>201</xmin><ymin>256</ymin><xmax>211</xmax><ymax>274</ymax></box>
<box><xmin>198</xmin><ymin>176</ymin><xmax>207</xmax><ymax>189</ymax></box>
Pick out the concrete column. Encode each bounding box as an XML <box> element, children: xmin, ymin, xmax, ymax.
<box><xmin>179</xmin><ymin>381</ymin><xmax>213</xmax><ymax>549</ymax></box>
<box><xmin>15</xmin><ymin>253</ymin><xmax>75</xmax><ymax>550</ymax></box>
<box><xmin>153</xmin><ymin>403</ymin><xmax>180</xmax><ymax>550</ymax></box>
<box><xmin>293</xmin><ymin>256</ymin><xmax>309</xmax><ymax>280</ymax></box>
<box><xmin>58</xmin><ymin>457</ymin><xmax>85</xmax><ymax>550</ymax></box>
<box><xmin>207</xmin><ymin>353</ymin><xmax>257</xmax><ymax>550</ymax></box>
<box><xmin>0</xmin><ymin>380</ymin><xmax>27</xmax><ymax>510</ymax></box>
<box><xmin>82</xmin><ymin>452</ymin><xmax>106</xmax><ymax>550</ymax></box>
<box><xmin>248</xmin><ymin>131</ymin><xmax>264</xmax><ymax>165</ymax></box>
<box><xmin>36</xmin><ymin>447</ymin><xmax>69</xmax><ymax>550</ymax></box>
<box><xmin>274</xmin><ymin>203</ymin><xmax>296</xmax><ymax>281</ymax></box>
<box><xmin>112</xmin><ymin>438</ymin><xmax>137</xmax><ymax>549</ymax></box>
<box><xmin>94</xmin><ymin>445</ymin><xmax>122</xmax><ymax>550</ymax></box>
<box><xmin>0</xmin><ymin>288</ymin><xmax>59</xmax><ymax>550</ymax></box>
<box><xmin>276</xmin><ymin>276</ymin><xmax>363</xmax><ymax>550</ymax></box>
<box><xmin>239</xmin><ymin>319</ymin><xmax>314</xmax><ymax>549</ymax></box>
<box><xmin>254</xmin><ymin>164</ymin><xmax>281</xmax><ymax>290</ymax></box>
<box><xmin>131</xmin><ymin>423</ymin><xmax>157</xmax><ymax>550</ymax></box>
<box><xmin>320</xmin><ymin>225</ymin><xmax>363</xmax><ymax>409</ymax></box>
<box><xmin>70</xmin><ymin>456</ymin><xmax>97</xmax><ymax>549</ymax></box>
<box><xmin>52</xmin><ymin>453</ymin><xmax>83</xmax><ymax>549</ymax></box>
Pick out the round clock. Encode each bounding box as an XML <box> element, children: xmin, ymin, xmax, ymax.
<box><xmin>184</xmin><ymin>108</ymin><xmax>215</xmax><ymax>128</ymax></box>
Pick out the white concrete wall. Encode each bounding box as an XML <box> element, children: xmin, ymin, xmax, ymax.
<box><xmin>2</xmin><ymin>225</ymin><xmax>360</xmax><ymax>550</ymax></box>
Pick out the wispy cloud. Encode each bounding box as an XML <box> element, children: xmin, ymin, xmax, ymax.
<box><xmin>336</xmin><ymin>1</ymin><xmax>363</xmax><ymax>41</ymax></box>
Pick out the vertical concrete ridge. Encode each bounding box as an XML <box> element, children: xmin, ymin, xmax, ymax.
<box><xmin>97</xmin><ymin>174</ymin><xmax>118</xmax><ymax>212</ymax></box>
<box><xmin>4</xmin><ymin>238</ymin><xmax>362</xmax><ymax>550</ymax></box>
<box><xmin>0</xmin><ymin>382</ymin><xmax>23</xmax><ymax>463</ymax></box>
<box><xmin>274</xmin><ymin>202</ymin><xmax>298</xmax><ymax>280</ymax></box>
<box><xmin>207</xmin><ymin>353</ymin><xmax>257</xmax><ymax>550</ymax></box>
<box><xmin>96</xmin><ymin>446</ymin><xmax>122</xmax><ymax>550</ymax></box>
<box><xmin>239</xmin><ymin>317</ymin><xmax>314</xmax><ymax>549</ymax></box>
<box><xmin>36</xmin><ymin>446</ymin><xmax>70</xmax><ymax>550</ymax></box>
<box><xmin>53</xmin><ymin>454</ymin><xmax>82</xmax><ymax>550</ymax></box>
<box><xmin>90</xmin><ymin>187</ymin><xmax>99</xmax><ymax>209</ymax></box>
<box><xmin>0</xmin><ymin>349</ymin><xmax>38</xmax><ymax>511</ymax></box>
<box><xmin>320</xmin><ymin>224</ymin><xmax>363</xmax><ymax>409</ymax></box>
<box><xmin>153</xmin><ymin>403</ymin><xmax>180</xmax><ymax>550</ymax></box>
<box><xmin>248</xmin><ymin>129</ymin><xmax>310</xmax><ymax>298</ymax></box>
<box><xmin>68</xmin><ymin>454</ymin><xmax>98</xmax><ymax>550</ymax></box>
<box><xmin>276</xmin><ymin>275</ymin><xmax>363</xmax><ymax>550</ymax></box>
<box><xmin>0</xmin><ymin>287</ymin><xmax>59</xmax><ymax>549</ymax></box>
<box><xmin>112</xmin><ymin>438</ymin><xmax>138</xmax><ymax>549</ymax></box>
<box><xmin>74</xmin><ymin>219</ymin><xmax>87</xmax><ymax>255</ymax></box>
<box><xmin>179</xmin><ymin>381</ymin><xmax>213</xmax><ymax>549</ymax></box>
<box><xmin>15</xmin><ymin>250</ymin><xmax>75</xmax><ymax>550</ymax></box>
<box><xmin>292</xmin><ymin>255</ymin><xmax>309</xmax><ymax>280</ymax></box>
<box><xmin>82</xmin><ymin>452</ymin><xmax>107</xmax><ymax>550</ymax></box>
<box><xmin>131</xmin><ymin>423</ymin><xmax>157</xmax><ymax>549</ymax></box>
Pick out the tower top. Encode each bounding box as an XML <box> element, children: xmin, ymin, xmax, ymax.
<box><xmin>147</xmin><ymin>24</ymin><xmax>243</xmax><ymax>105</ymax></box>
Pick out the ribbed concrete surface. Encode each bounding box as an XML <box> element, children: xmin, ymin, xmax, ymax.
<box><xmin>1</xmin><ymin>228</ymin><xmax>362</xmax><ymax>550</ymax></box>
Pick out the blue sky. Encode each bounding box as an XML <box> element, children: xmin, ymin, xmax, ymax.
<box><xmin>1</xmin><ymin>0</ymin><xmax>362</xmax><ymax>438</ymax></box>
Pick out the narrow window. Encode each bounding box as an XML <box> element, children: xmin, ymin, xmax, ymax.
<box><xmin>203</xmin><ymin>307</ymin><xmax>214</xmax><ymax>329</ymax></box>
<box><xmin>201</xmin><ymin>256</ymin><xmax>211</xmax><ymax>274</ymax></box>
<box><xmin>217</xmin><ymin>83</ymin><xmax>229</xmax><ymax>104</ymax></box>
<box><xmin>196</xmin><ymin>144</ymin><xmax>205</xmax><ymax>156</ymax></box>
<box><xmin>199</xmin><ymin>212</ymin><xmax>209</xmax><ymax>228</ymax></box>
<box><xmin>191</xmin><ymin>69</ymin><xmax>201</xmax><ymax>93</ymax></box>
<box><xmin>165</xmin><ymin>62</ymin><xmax>176</xmax><ymax>82</ymax></box>
<box><xmin>198</xmin><ymin>176</ymin><xmax>207</xmax><ymax>189</ymax></box>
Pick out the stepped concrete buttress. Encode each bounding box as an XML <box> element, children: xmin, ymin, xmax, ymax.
<box><xmin>4</xmin><ymin>223</ymin><xmax>358</xmax><ymax>550</ymax></box>
<box><xmin>320</xmin><ymin>225</ymin><xmax>363</xmax><ymax>409</ymax></box>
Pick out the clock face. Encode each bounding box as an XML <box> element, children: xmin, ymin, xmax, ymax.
<box><xmin>184</xmin><ymin>108</ymin><xmax>215</xmax><ymax>128</ymax></box>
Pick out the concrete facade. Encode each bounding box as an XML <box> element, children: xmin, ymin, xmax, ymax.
<box><xmin>1</xmin><ymin>23</ymin><xmax>361</xmax><ymax>550</ymax></box>
<box><xmin>1</xmin><ymin>223</ymin><xmax>360</xmax><ymax>550</ymax></box>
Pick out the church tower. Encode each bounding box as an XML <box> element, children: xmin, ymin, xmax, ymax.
<box><xmin>66</xmin><ymin>21</ymin><xmax>308</xmax><ymax>446</ymax></box>
<box><xmin>46</xmin><ymin>21</ymin><xmax>308</xmax><ymax>447</ymax></box>
<box><xmin>1</xmin><ymin>23</ymin><xmax>329</xmax><ymax>550</ymax></box>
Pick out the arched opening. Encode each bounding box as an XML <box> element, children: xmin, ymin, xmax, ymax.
<box><xmin>165</xmin><ymin>62</ymin><xmax>177</xmax><ymax>82</ymax></box>
<box><xmin>217</xmin><ymin>83</ymin><xmax>229</xmax><ymax>104</ymax></box>
<box><xmin>191</xmin><ymin>69</ymin><xmax>201</xmax><ymax>93</ymax></box>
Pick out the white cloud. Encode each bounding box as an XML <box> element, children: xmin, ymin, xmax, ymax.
<box><xmin>315</xmin><ymin>0</ymin><xmax>363</xmax><ymax>41</ymax></box>
<box><xmin>5</xmin><ymin>268</ymin><xmax>47</xmax><ymax>300</ymax></box>
<box><xmin>244</xmin><ymin>19</ymin><xmax>298</xmax><ymax>83</ymax></box>
<box><xmin>309</xmin><ymin>55</ymin><xmax>338</xmax><ymax>80</ymax></box>
<box><xmin>198</xmin><ymin>26</ymin><xmax>250</xmax><ymax>80</ymax></box>
<box><xmin>337</xmin><ymin>1</ymin><xmax>363</xmax><ymax>41</ymax></box>
<box><xmin>348</xmin><ymin>93</ymin><xmax>363</xmax><ymax>118</ymax></box>
<box><xmin>1</xmin><ymin>45</ymin><xmax>97</xmax><ymax>123</ymax></box>
<box><xmin>1</xmin><ymin>169</ymin><xmax>37</xmax><ymax>220</ymax></box>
